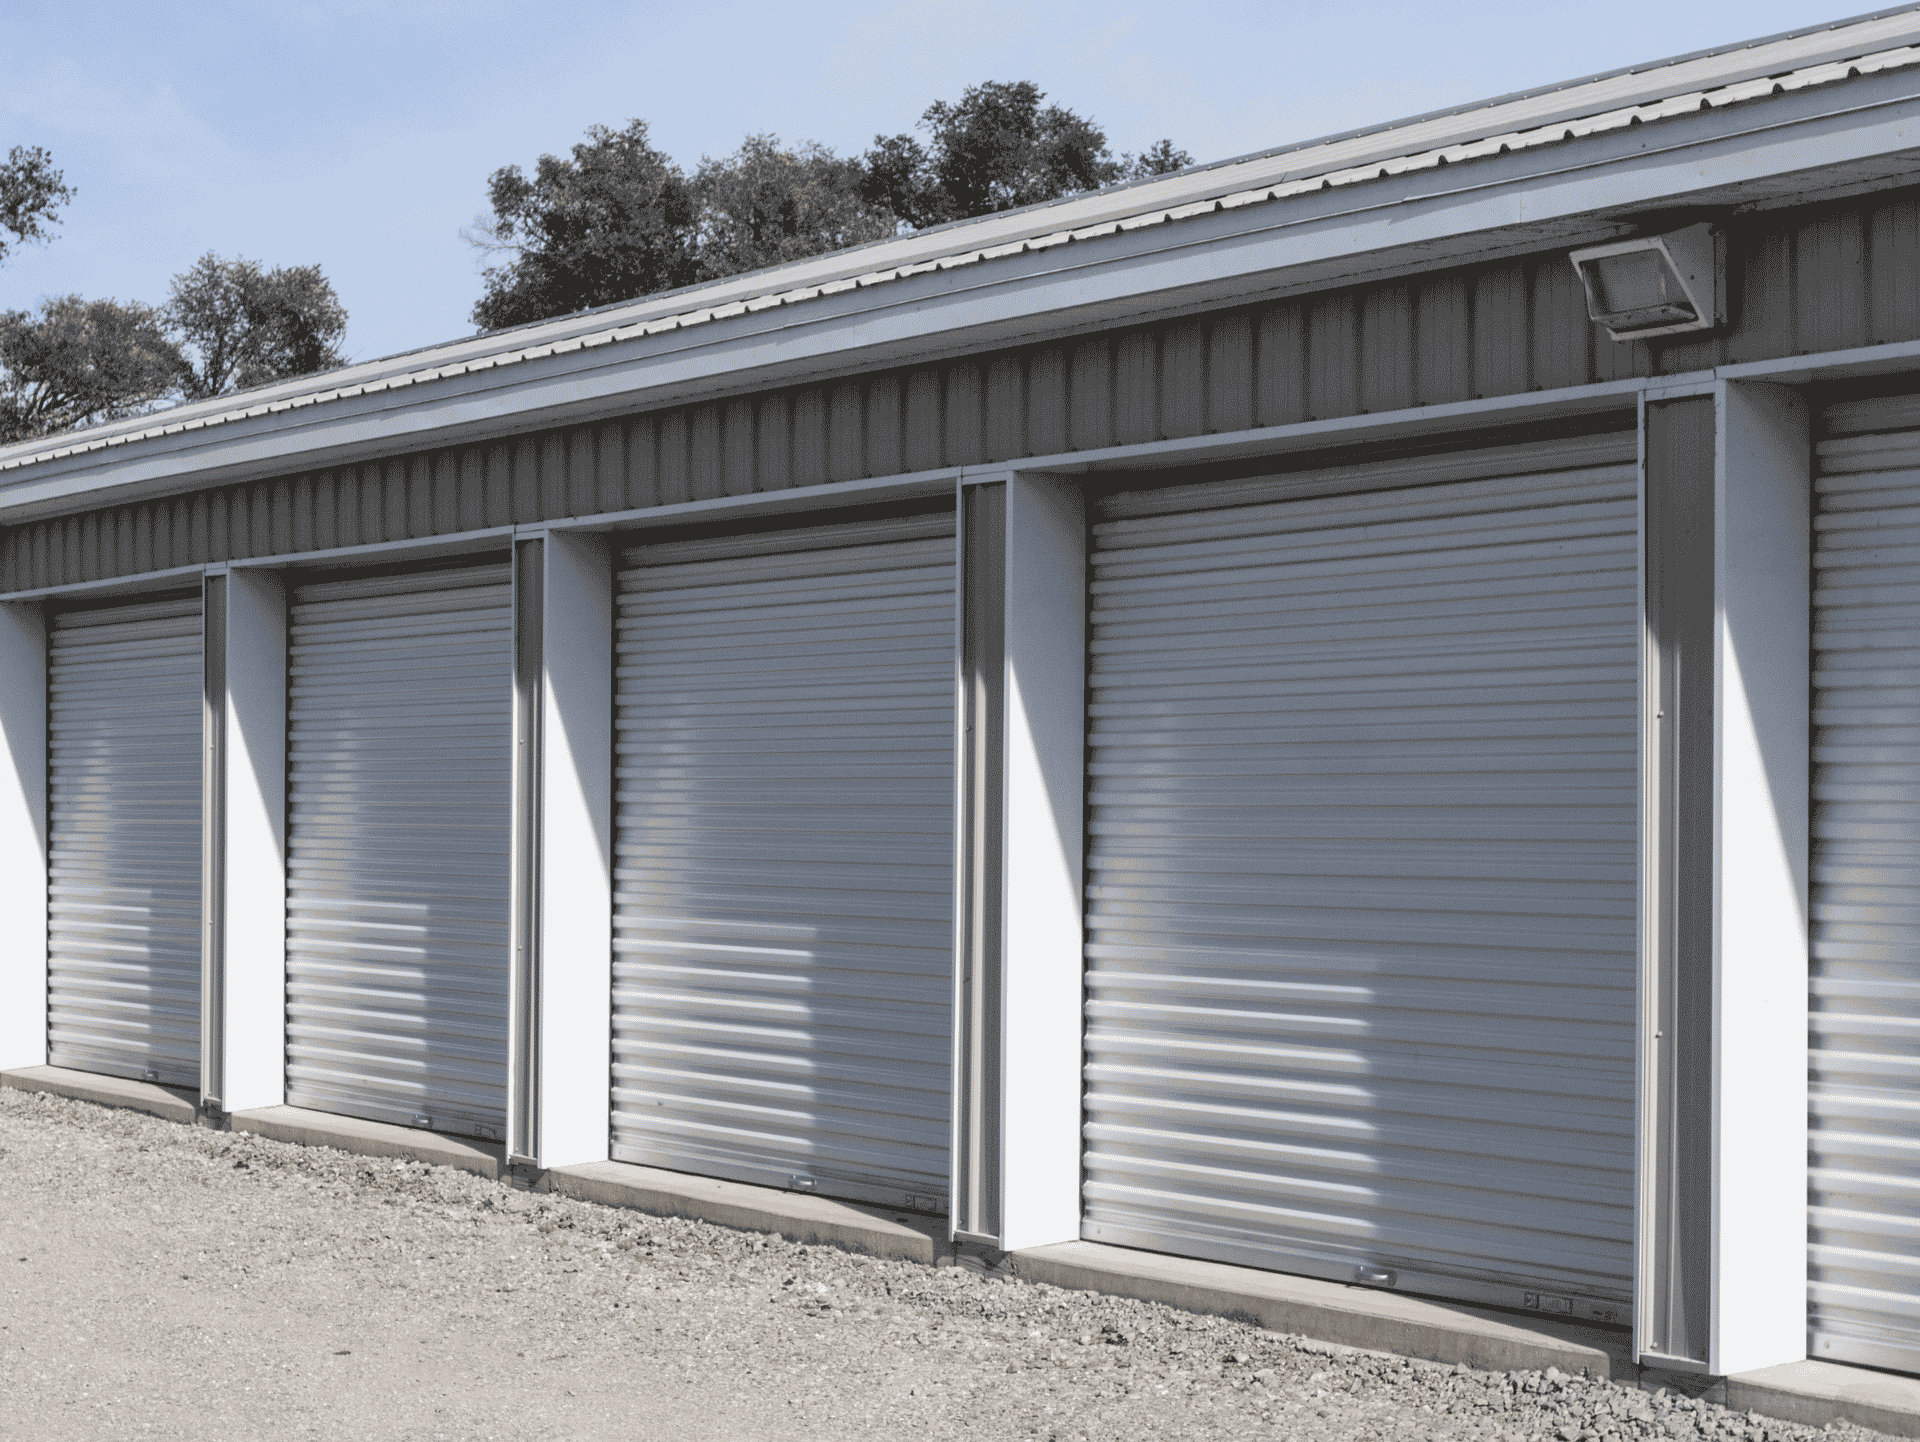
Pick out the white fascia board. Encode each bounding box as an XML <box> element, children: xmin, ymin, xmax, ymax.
<box><xmin>6</xmin><ymin>74</ymin><xmax>1920</xmax><ymax>524</ymax></box>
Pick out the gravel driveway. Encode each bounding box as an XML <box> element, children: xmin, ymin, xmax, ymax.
<box><xmin>0</xmin><ymin>1087</ymin><xmax>1893</xmax><ymax>1442</ymax></box>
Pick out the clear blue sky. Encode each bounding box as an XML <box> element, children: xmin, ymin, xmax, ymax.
<box><xmin>2</xmin><ymin>0</ymin><xmax>1863</xmax><ymax>363</ymax></box>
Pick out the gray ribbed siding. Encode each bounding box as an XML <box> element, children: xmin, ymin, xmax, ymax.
<box><xmin>9</xmin><ymin>183</ymin><xmax>1920</xmax><ymax>593</ymax></box>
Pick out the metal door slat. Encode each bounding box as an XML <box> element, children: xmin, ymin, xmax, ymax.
<box><xmin>46</xmin><ymin>595</ymin><xmax>202</xmax><ymax>1086</ymax></box>
<box><xmin>612</xmin><ymin>526</ymin><xmax>954</xmax><ymax>1213</ymax></box>
<box><xmin>1810</xmin><ymin>395</ymin><xmax>1920</xmax><ymax>1376</ymax></box>
<box><xmin>1083</xmin><ymin>440</ymin><xmax>1638</xmax><ymax>1322</ymax></box>
<box><xmin>284</xmin><ymin>562</ymin><xmax>511</xmax><ymax>1140</ymax></box>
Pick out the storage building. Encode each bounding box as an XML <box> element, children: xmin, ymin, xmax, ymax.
<box><xmin>5</xmin><ymin>8</ymin><xmax>1920</xmax><ymax>1388</ymax></box>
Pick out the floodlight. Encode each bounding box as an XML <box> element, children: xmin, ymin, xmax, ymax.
<box><xmin>1569</xmin><ymin>224</ymin><xmax>1723</xmax><ymax>340</ymax></box>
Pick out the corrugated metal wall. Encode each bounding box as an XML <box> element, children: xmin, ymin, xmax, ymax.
<box><xmin>8</xmin><ymin>185</ymin><xmax>1920</xmax><ymax>593</ymax></box>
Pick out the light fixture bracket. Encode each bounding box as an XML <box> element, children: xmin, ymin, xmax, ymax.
<box><xmin>1569</xmin><ymin>224</ymin><xmax>1724</xmax><ymax>341</ymax></box>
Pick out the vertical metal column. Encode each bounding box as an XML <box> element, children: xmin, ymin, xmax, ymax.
<box><xmin>508</xmin><ymin>537</ymin><xmax>545</xmax><ymax>1167</ymax></box>
<box><xmin>200</xmin><ymin>573</ymin><xmax>228</xmax><ymax>1114</ymax></box>
<box><xmin>218</xmin><ymin>568</ymin><xmax>287</xmax><ymax>1115</ymax></box>
<box><xmin>953</xmin><ymin>483</ymin><xmax>1006</xmax><ymax>1243</ymax></box>
<box><xmin>0</xmin><ymin>601</ymin><xmax>48</xmax><ymax>1072</ymax></box>
<box><xmin>1640</xmin><ymin>394</ymin><xmax>1718</xmax><ymax>1369</ymax></box>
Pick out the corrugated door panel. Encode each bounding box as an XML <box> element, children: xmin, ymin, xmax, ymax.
<box><xmin>285</xmin><ymin>562</ymin><xmax>512</xmax><ymax>1140</ymax></box>
<box><xmin>612</xmin><ymin>514</ymin><xmax>955</xmax><ymax>1212</ymax></box>
<box><xmin>1084</xmin><ymin>443</ymin><xmax>1640</xmax><ymax>1319</ymax></box>
<box><xmin>1810</xmin><ymin>395</ymin><xmax>1920</xmax><ymax>1376</ymax></box>
<box><xmin>46</xmin><ymin>596</ymin><xmax>203</xmax><ymax>1086</ymax></box>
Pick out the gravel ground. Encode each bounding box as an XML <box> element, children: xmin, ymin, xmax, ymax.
<box><xmin>0</xmin><ymin>1087</ymin><xmax>1896</xmax><ymax>1442</ymax></box>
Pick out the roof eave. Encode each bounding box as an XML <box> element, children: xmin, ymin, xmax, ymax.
<box><xmin>5</xmin><ymin>71</ymin><xmax>1920</xmax><ymax>523</ymax></box>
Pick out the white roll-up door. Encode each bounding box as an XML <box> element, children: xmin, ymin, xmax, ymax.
<box><xmin>285</xmin><ymin>562</ymin><xmax>513</xmax><ymax>1141</ymax></box>
<box><xmin>1083</xmin><ymin>433</ymin><xmax>1640</xmax><ymax>1319</ymax></box>
<box><xmin>1809</xmin><ymin>393</ymin><xmax>1920</xmax><ymax>1376</ymax></box>
<box><xmin>46</xmin><ymin>596</ymin><xmax>203</xmax><ymax>1087</ymax></box>
<box><xmin>612</xmin><ymin>513</ymin><xmax>954</xmax><ymax>1212</ymax></box>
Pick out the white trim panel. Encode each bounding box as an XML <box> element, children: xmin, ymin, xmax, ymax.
<box><xmin>1711</xmin><ymin>380</ymin><xmax>1812</xmax><ymax>1376</ymax></box>
<box><xmin>997</xmin><ymin>473</ymin><xmax>1088</xmax><ymax>1251</ymax></box>
<box><xmin>0</xmin><ymin>602</ymin><xmax>47</xmax><ymax>1069</ymax></box>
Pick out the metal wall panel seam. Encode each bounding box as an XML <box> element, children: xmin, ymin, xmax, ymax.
<box><xmin>507</xmin><ymin>538</ymin><xmax>544</xmax><ymax>1165</ymax></box>
<box><xmin>1638</xmin><ymin>393</ymin><xmax>1721</xmax><ymax>1367</ymax></box>
<box><xmin>949</xmin><ymin>476</ymin><xmax>971</xmax><ymax>1236</ymax></box>
<box><xmin>0</xmin><ymin>562</ymin><xmax>220</xmax><ymax>606</ymax></box>
<box><xmin>536</xmin><ymin>473</ymin><xmax>961</xmax><ymax>539</ymax></box>
<box><xmin>1633</xmin><ymin>387</ymin><xmax>1659</xmax><ymax>1366</ymax></box>
<box><xmin>200</xmin><ymin>573</ymin><xmax>227</xmax><ymax>1110</ymax></box>
<box><xmin>955</xmin><ymin>381</ymin><xmax>1650</xmax><ymax>484</ymax></box>
<box><xmin>953</xmin><ymin>483</ymin><xmax>1007</xmax><ymax>1241</ymax></box>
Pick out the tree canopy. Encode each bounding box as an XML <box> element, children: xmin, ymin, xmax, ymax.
<box><xmin>862</xmin><ymin>81</ymin><xmax>1190</xmax><ymax>230</ymax></box>
<box><xmin>0</xmin><ymin>254</ymin><xmax>350</xmax><ymax>445</ymax></box>
<box><xmin>692</xmin><ymin>135</ymin><xmax>893</xmax><ymax>283</ymax></box>
<box><xmin>166</xmin><ymin>252</ymin><xmax>349</xmax><ymax>401</ymax></box>
<box><xmin>0</xmin><ymin>136</ymin><xmax>352</xmax><ymax>446</ymax></box>
<box><xmin>0</xmin><ymin>145</ymin><xmax>74</xmax><ymax>266</ymax></box>
<box><xmin>466</xmin><ymin>120</ymin><xmax>701</xmax><ymax>333</ymax></box>
<box><xmin>0</xmin><ymin>296</ymin><xmax>182</xmax><ymax>442</ymax></box>
<box><xmin>467</xmin><ymin>83</ymin><xmax>1192</xmax><ymax>331</ymax></box>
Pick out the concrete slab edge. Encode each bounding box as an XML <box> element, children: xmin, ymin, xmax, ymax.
<box><xmin>1006</xmin><ymin>1240</ymin><xmax>1626</xmax><ymax>1379</ymax></box>
<box><xmin>7</xmin><ymin>1071</ymin><xmax>1919</xmax><ymax>1438</ymax></box>
<box><xmin>541</xmin><ymin>1160</ymin><xmax>946</xmax><ymax>1265</ymax></box>
<box><xmin>1</xmin><ymin>1065</ymin><xmax>198</xmax><ymax>1125</ymax></box>
<box><xmin>1724</xmin><ymin>1361</ymin><xmax>1920</xmax><ymax>1440</ymax></box>
<box><xmin>226</xmin><ymin>1105</ymin><xmax>506</xmax><ymax>1179</ymax></box>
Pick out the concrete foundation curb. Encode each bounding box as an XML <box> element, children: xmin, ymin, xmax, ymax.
<box><xmin>227</xmin><ymin>1105</ymin><xmax>506</xmax><ymax>1179</ymax></box>
<box><xmin>543</xmin><ymin>1159</ymin><xmax>946</xmax><ymax>1264</ymax></box>
<box><xmin>1008</xmin><ymin>1240</ymin><xmax>1631</xmax><ymax>1378</ymax></box>
<box><xmin>1724</xmin><ymin>1360</ymin><xmax>1920</xmax><ymax>1439</ymax></box>
<box><xmin>1</xmin><ymin>1065</ymin><xmax>198</xmax><ymax>1124</ymax></box>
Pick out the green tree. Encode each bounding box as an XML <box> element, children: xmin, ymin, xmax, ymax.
<box><xmin>862</xmin><ymin>82</ymin><xmax>1191</xmax><ymax>229</ymax></box>
<box><xmin>0</xmin><ymin>145</ymin><xmax>74</xmax><ymax>266</ymax></box>
<box><xmin>466</xmin><ymin>95</ymin><xmax>1191</xmax><ymax>330</ymax></box>
<box><xmin>466</xmin><ymin>119</ymin><xmax>699</xmax><ymax>331</ymax></box>
<box><xmin>1124</xmin><ymin>138</ymin><xmax>1195</xmax><ymax>179</ymax></box>
<box><xmin>693</xmin><ymin>134</ymin><xmax>893</xmax><ymax>281</ymax></box>
<box><xmin>0</xmin><ymin>296</ymin><xmax>183</xmax><ymax>444</ymax></box>
<box><xmin>165</xmin><ymin>252</ymin><xmax>349</xmax><ymax>401</ymax></box>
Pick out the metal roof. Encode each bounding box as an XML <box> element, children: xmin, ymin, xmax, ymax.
<box><xmin>7</xmin><ymin>5</ymin><xmax>1920</xmax><ymax>476</ymax></box>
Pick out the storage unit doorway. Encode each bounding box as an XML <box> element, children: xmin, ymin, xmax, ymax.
<box><xmin>1080</xmin><ymin>432</ymin><xmax>1641</xmax><ymax>1320</ymax></box>
<box><xmin>610</xmin><ymin>511</ymin><xmax>956</xmax><ymax>1212</ymax></box>
<box><xmin>45</xmin><ymin>594</ymin><xmax>204</xmax><ymax>1087</ymax></box>
<box><xmin>282</xmin><ymin>560</ymin><xmax>514</xmax><ymax>1140</ymax></box>
<box><xmin>1809</xmin><ymin>391</ymin><xmax>1920</xmax><ymax>1375</ymax></box>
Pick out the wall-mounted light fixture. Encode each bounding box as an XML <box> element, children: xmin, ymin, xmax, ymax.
<box><xmin>1569</xmin><ymin>224</ymin><xmax>1723</xmax><ymax>341</ymax></box>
